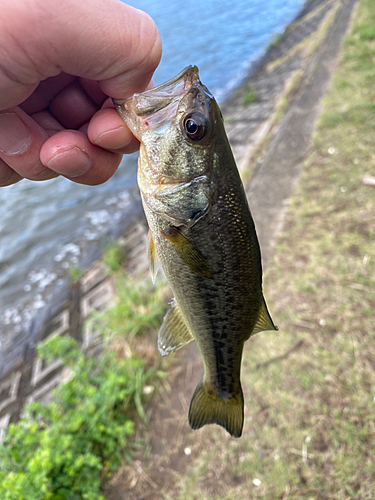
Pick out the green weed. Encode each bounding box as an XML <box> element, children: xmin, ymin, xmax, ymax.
<box><xmin>69</xmin><ymin>266</ymin><xmax>83</xmax><ymax>284</ymax></box>
<box><xmin>103</xmin><ymin>241</ymin><xmax>124</xmax><ymax>273</ymax></box>
<box><xmin>242</xmin><ymin>89</ymin><xmax>257</xmax><ymax>105</ymax></box>
<box><xmin>0</xmin><ymin>336</ymin><xmax>158</xmax><ymax>500</ymax></box>
<box><xmin>267</xmin><ymin>32</ymin><xmax>284</xmax><ymax>49</ymax></box>
<box><xmin>91</xmin><ymin>274</ymin><xmax>167</xmax><ymax>339</ymax></box>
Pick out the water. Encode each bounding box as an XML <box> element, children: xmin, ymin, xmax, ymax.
<box><xmin>128</xmin><ymin>0</ymin><xmax>304</xmax><ymax>100</ymax></box>
<box><xmin>0</xmin><ymin>0</ymin><xmax>304</xmax><ymax>345</ymax></box>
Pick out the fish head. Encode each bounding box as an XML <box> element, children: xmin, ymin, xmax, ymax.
<box><xmin>114</xmin><ymin>66</ymin><xmax>224</xmax><ymax>181</ymax></box>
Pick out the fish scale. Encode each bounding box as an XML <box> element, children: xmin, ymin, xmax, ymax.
<box><xmin>115</xmin><ymin>66</ymin><xmax>277</xmax><ymax>438</ymax></box>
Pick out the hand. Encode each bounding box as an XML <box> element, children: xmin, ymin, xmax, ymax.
<box><xmin>0</xmin><ymin>0</ymin><xmax>161</xmax><ymax>187</ymax></box>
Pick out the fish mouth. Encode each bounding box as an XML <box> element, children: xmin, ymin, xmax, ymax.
<box><xmin>113</xmin><ymin>66</ymin><xmax>200</xmax><ymax>116</ymax></box>
<box><xmin>114</xmin><ymin>66</ymin><xmax>210</xmax><ymax>139</ymax></box>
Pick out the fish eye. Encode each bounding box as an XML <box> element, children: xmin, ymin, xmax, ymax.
<box><xmin>183</xmin><ymin>112</ymin><xmax>208</xmax><ymax>141</ymax></box>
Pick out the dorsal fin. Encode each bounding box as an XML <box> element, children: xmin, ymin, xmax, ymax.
<box><xmin>158</xmin><ymin>299</ymin><xmax>195</xmax><ymax>356</ymax></box>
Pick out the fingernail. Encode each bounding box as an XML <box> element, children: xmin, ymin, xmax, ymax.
<box><xmin>0</xmin><ymin>113</ymin><xmax>32</xmax><ymax>155</ymax></box>
<box><xmin>46</xmin><ymin>147</ymin><xmax>92</xmax><ymax>177</ymax></box>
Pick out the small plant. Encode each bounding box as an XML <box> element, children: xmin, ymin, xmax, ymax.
<box><xmin>103</xmin><ymin>241</ymin><xmax>124</xmax><ymax>273</ymax></box>
<box><xmin>93</xmin><ymin>275</ymin><xmax>167</xmax><ymax>339</ymax></box>
<box><xmin>242</xmin><ymin>88</ymin><xmax>257</xmax><ymax>105</ymax></box>
<box><xmin>267</xmin><ymin>32</ymin><xmax>284</xmax><ymax>49</ymax></box>
<box><xmin>69</xmin><ymin>266</ymin><xmax>83</xmax><ymax>284</ymax></box>
<box><xmin>0</xmin><ymin>335</ymin><xmax>155</xmax><ymax>500</ymax></box>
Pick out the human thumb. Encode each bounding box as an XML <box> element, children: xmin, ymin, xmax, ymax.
<box><xmin>0</xmin><ymin>0</ymin><xmax>162</xmax><ymax>109</ymax></box>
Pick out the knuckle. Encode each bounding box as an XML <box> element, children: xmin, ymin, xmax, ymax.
<box><xmin>0</xmin><ymin>164</ymin><xmax>22</xmax><ymax>186</ymax></box>
<box><xmin>22</xmin><ymin>158</ymin><xmax>54</xmax><ymax>180</ymax></box>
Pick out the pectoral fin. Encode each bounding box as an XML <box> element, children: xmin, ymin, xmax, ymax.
<box><xmin>162</xmin><ymin>226</ymin><xmax>213</xmax><ymax>278</ymax></box>
<box><xmin>147</xmin><ymin>231</ymin><xmax>158</xmax><ymax>284</ymax></box>
<box><xmin>158</xmin><ymin>299</ymin><xmax>195</xmax><ymax>356</ymax></box>
<box><xmin>251</xmin><ymin>296</ymin><xmax>278</xmax><ymax>336</ymax></box>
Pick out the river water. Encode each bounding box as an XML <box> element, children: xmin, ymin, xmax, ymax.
<box><xmin>0</xmin><ymin>0</ymin><xmax>304</xmax><ymax>347</ymax></box>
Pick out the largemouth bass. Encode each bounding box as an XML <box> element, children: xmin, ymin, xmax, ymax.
<box><xmin>114</xmin><ymin>66</ymin><xmax>277</xmax><ymax>438</ymax></box>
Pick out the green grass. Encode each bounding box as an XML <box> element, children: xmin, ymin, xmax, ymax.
<box><xmin>161</xmin><ymin>0</ymin><xmax>375</xmax><ymax>498</ymax></box>
<box><xmin>89</xmin><ymin>272</ymin><xmax>168</xmax><ymax>340</ymax></box>
<box><xmin>353</xmin><ymin>22</ymin><xmax>375</xmax><ymax>41</ymax></box>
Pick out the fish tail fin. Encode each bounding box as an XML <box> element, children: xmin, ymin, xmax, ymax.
<box><xmin>188</xmin><ymin>381</ymin><xmax>244</xmax><ymax>438</ymax></box>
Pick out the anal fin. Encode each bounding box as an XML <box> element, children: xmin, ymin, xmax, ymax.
<box><xmin>158</xmin><ymin>299</ymin><xmax>194</xmax><ymax>356</ymax></box>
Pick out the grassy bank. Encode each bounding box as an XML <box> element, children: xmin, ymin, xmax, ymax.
<box><xmin>163</xmin><ymin>0</ymin><xmax>375</xmax><ymax>498</ymax></box>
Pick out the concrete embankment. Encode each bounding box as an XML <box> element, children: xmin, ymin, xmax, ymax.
<box><xmin>0</xmin><ymin>0</ymin><xmax>357</xmax><ymax>448</ymax></box>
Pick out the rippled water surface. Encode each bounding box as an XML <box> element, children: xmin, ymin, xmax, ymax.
<box><xmin>0</xmin><ymin>0</ymin><xmax>304</xmax><ymax>344</ymax></box>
